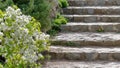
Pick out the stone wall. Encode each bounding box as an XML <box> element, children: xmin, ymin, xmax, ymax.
<box><xmin>48</xmin><ymin>0</ymin><xmax>60</xmax><ymax>18</ymax></box>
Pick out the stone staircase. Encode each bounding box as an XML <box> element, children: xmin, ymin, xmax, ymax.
<box><xmin>43</xmin><ymin>0</ymin><xmax>120</xmax><ymax>68</ymax></box>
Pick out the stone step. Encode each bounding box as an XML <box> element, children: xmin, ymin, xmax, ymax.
<box><xmin>43</xmin><ymin>61</ymin><xmax>120</xmax><ymax>68</ymax></box>
<box><xmin>63</xmin><ymin>6</ymin><xmax>120</xmax><ymax>15</ymax></box>
<box><xmin>64</xmin><ymin>15</ymin><xmax>120</xmax><ymax>22</ymax></box>
<box><xmin>61</xmin><ymin>23</ymin><xmax>120</xmax><ymax>32</ymax></box>
<box><xmin>52</xmin><ymin>32</ymin><xmax>120</xmax><ymax>47</ymax></box>
<box><xmin>68</xmin><ymin>0</ymin><xmax>120</xmax><ymax>6</ymax></box>
<box><xmin>48</xmin><ymin>46</ymin><xmax>120</xmax><ymax>61</ymax></box>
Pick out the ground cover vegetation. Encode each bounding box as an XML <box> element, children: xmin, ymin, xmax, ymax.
<box><xmin>0</xmin><ymin>0</ymin><xmax>69</xmax><ymax>67</ymax></box>
<box><xmin>0</xmin><ymin>6</ymin><xmax>50</xmax><ymax>68</ymax></box>
<box><xmin>47</xmin><ymin>0</ymin><xmax>69</xmax><ymax>36</ymax></box>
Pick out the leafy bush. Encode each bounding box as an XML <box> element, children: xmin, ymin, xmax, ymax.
<box><xmin>58</xmin><ymin>0</ymin><xmax>69</xmax><ymax>8</ymax></box>
<box><xmin>0</xmin><ymin>0</ymin><xmax>14</xmax><ymax>10</ymax></box>
<box><xmin>0</xmin><ymin>0</ymin><xmax>52</xmax><ymax>32</ymax></box>
<box><xmin>54</xmin><ymin>13</ymin><xmax>67</xmax><ymax>26</ymax></box>
<box><xmin>47</xmin><ymin>0</ymin><xmax>68</xmax><ymax>36</ymax></box>
<box><xmin>47</xmin><ymin>13</ymin><xmax>67</xmax><ymax>36</ymax></box>
<box><xmin>15</xmin><ymin>0</ymin><xmax>51</xmax><ymax>32</ymax></box>
<box><xmin>0</xmin><ymin>0</ymin><xmax>68</xmax><ymax>33</ymax></box>
<box><xmin>0</xmin><ymin>6</ymin><xmax>49</xmax><ymax>68</ymax></box>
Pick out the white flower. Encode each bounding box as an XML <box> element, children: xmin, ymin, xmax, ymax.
<box><xmin>0</xmin><ymin>6</ymin><xmax>49</xmax><ymax>65</ymax></box>
<box><xmin>0</xmin><ymin>32</ymin><xmax>3</xmax><ymax>36</ymax></box>
<box><xmin>15</xmin><ymin>9</ymin><xmax>22</xmax><ymax>15</ymax></box>
<box><xmin>0</xmin><ymin>18</ymin><xmax>3</xmax><ymax>22</ymax></box>
<box><xmin>22</xmin><ymin>49</ymin><xmax>39</xmax><ymax>63</ymax></box>
<box><xmin>6</xmin><ymin>7</ymin><xmax>15</xmax><ymax>17</ymax></box>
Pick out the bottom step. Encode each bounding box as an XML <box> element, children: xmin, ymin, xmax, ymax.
<box><xmin>43</xmin><ymin>61</ymin><xmax>120</xmax><ymax>68</ymax></box>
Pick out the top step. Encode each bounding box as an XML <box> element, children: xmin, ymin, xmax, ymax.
<box><xmin>68</xmin><ymin>0</ymin><xmax>120</xmax><ymax>6</ymax></box>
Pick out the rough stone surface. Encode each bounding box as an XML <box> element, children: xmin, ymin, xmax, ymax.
<box><xmin>49</xmin><ymin>46</ymin><xmax>120</xmax><ymax>61</ymax></box>
<box><xmin>61</xmin><ymin>23</ymin><xmax>120</xmax><ymax>32</ymax></box>
<box><xmin>68</xmin><ymin>0</ymin><xmax>120</xmax><ymax>6</ymax></box>
<box><xmin>46</xmin><ymin>0</ymin><xmax>120</xmax><ymax>67</ymax></box>
<box><xmin>49</xmin><ymin>0</ymin><xmax>59</xmax><ymax>18</ymax></box>
<box><xmin>52</xmin><ymin>32</ymin><xmax>120</xmax><ymax>46</ymax></box>
<box><xmin>64</xmin><ymin>15</ymin><xmax>120</xmax><ymax>22</ymax></box>
<box><xmin>43</xmin><ymin>61</ymin><xmax>120</xmax><ymax>68</ymax></box>
<box><xmin>50</xmin><ymin>46</ymin><xmax>120</xmax><ymax>53</ymax></box>
<box><xmin>63</xmin><ymin>6</ymin><xmax>120</xmax><ymax>15</ymax></box>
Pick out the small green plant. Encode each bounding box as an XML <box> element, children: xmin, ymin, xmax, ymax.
<box><xmin>47</xmin><ymin>29</ymin><xmax>59</xmax><ymax>36</ymax></box>
<box><xmin>97</xmin><ymin>27</ymin><xmax>105</xmax><ymax>32</ymax></box>
<box><xmin>54</xmin><ymin>13</ymin><xmax>67</xmax><ymax>26</ymax></box>
<box><xmin>58</xmin><ymin>0</ymin><xmax>69</xmax><ymax>8</ymax></box>
<box><xmin>47</xmin><ymin>13</ymin><xmax>67</xmax><ymax>36</ymax></box>
<box><xmin>48</xmin><ymin>0</ymin><xmax>69</xmax><ymax>36</ymax></box>
<box><xmin>66</xmin><ymin>42</ymin><xmax>76</xmax><ymax>46</ymax></box>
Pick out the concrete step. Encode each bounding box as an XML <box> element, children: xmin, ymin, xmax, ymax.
<box><xmin>43</xmin><ymin>61</ymin><xmax>120</xmax><ymax>68</ymax></box>
<box><xmin>48</xmin><ymin>46</ymin><xmax>120</xmax><ymax>61</ymax></box>
<box><xmin>63</xmin><ymin>6</ymin><xmax>120</xmax><ymax>15</ymax></box>
<box><xmin>61</xmin><ymin>23</ymin><xmax>120</xmax><ymax>32</ymax></box>
<box><xmin>68</xmin><ymin>0</ymin><xmax>120</xmax><ymax>6</ymax></box>
<box><xmin>52</xmin><ymin>32</ymin><xmax>120</xmax><ymax>47</ymax></box>
<box><xmin>64</xmin><ymin>15</ymin><xmax>120</xmax><ymax>22</ymax></box>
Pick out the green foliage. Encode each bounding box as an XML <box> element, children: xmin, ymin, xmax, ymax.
<box><xmin>0</xmin><ymin>0</ymin><xmax>14</xmax><ymax>10</ymax></box>
<box><xmin>0</xmin><ymin>10</ymin><xmax>4</xmax><ymax>18</ymax></box>
<box><xmin>13</xmin><ymin>0</ymin><xmax>29</xmax><ymax>4</ymax></box>
<box><xmin>54</xmin><ymin>13</ymin><xmax>67</xmax><ymax>26</ymax></box>
<box><xmin>17</xmin><ymin>0</ymin><xmax>51</xmax><ymax>32</ymax></box>
<box><xmin>47</xmin><ymin>29</ymin><xmax>59</xmax><ymax>36</ymax></box>
<box><xmin>0</xmin><ymin>6</ymin><xmax>50</xmax><ymax>68</ymax></box>
<box><xmin>0</xmin><ymin>0</ymin><xmax>69</xmax><ymax>34</ymax></box>
<box><xmin>58</xmin><ymin>0</ymin><xmax>69</xmax><ymax>8</ymax></box>
<box><xmin>0</xmin><ymin>64</ymin><xmax>3</xmax><ymax>68</ymax></box>
<box><xmin>0</xmin><ymin>0</ymin><xmax>52</xmax><ymax>32</ymax></box>
<box><xmin>47</xmin><ymin>13</ymin><xmax>67</xmax><ymax>36</ymax></box>
<box><xmin>97</xmin><ymin>27</ymin><xmax>105</xmax><ymax>32</ymax></box>
<box><xmin>66</xmin><ymin>42</ymin><xmax>76</xmax><ymax>46</ymax></box>
<box><xmin>47</xmin><ymin>0</ymin><xmax>69</xmax><ymax>36</ymax></box>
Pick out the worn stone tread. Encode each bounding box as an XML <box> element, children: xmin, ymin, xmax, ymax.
<box><xmin>52</xmin><ymin>32</ymin><xmax>120</xmax><ymax>41</ymax></box>
<box><xmin>50</xmin><ymin>46</ymin><xmax>120</xmax><ymax>53</ymax></box>
<box><xmin>68</xmin><ymin>0</ymin><xmax>120</xmax><ymax>6</ymax></box>
<box><xmin>66</xmin><ymin>6</ymin><xmax>120</xmax><ymax>9</ymax></box>
<box><xmin>43</xmin><ymin>61</ymin><xmax>120</xmax><ymax>68</ymax></box>
<box><xmin>64</xmin><ymin>23</ymin><xmax>120</xmax><ymax>25</ymax></box>
<box><xmin>63</xmin><ymin>15</ymin><xmax>120</xmax><ymax>17</ymax></box>
<box><xmin>63</xmin><ymin>6</ymin><xmax>120</xmax><ymax>15</ymax></box>
<box><xmin>52</xmin><ymin>32</ymin><xmax>120</xmax><ymax>46</ymax></box>
<box><xmin>63</xmin><ymin>15</ymin><xmax>120</xmax><ymax>22</ymax></box>
<box><xmin>48</xmin><ymin>46</ymin><xmax>120</xmax><ymax>61</ymax></box>
<box><xmin>61</xmin><ymin>23</ymin><xmax>120</xmax><ymax>32</ymax></box>
<box><xmin>64</xmin><ymin>15</ymin><xmax>120</xmax><ymax>16</ymax></box>
<box><xmin>68</xmin><ymin>22</ymin><xmax>120</xmax><ymax>23</ymax></box>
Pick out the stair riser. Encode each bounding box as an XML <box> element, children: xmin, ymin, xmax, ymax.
<box><xmin>43</xmin><ymin>61</ymin><xmax>120</xmax><ymax>68</ymax></box>
<box><xmin>61</xmin><ymin>24</ymin><xmax>120</xmax><ymax>32</ymax></box>
<box><xmin>52</xmin><ymin>40</ymin><xmax>120</xmax><ymax>47</ymax></box>
<box><xmin>65</xmin><ymin>16</ymin><xmax>120</xmax><ymax>22</ymax></box>
<box><xmin>68</xmin><ymin>0</ymin><xmax>120</xmax><ymax>6</ymax></box>
<box><xmin>63</xmin><ymin>8</ymin><xmax>120</xmax><ymax>15</ymax></box>
<box><xmin>49</xmin><ymin>52</ymin><xmax>120</xmax><ymax>61</ymax></box>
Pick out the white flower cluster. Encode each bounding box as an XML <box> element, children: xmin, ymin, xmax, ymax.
<box><xmin>0</xmin><ymin>6</ymin><xmax>49</xmax><ymax>63</ymax></box>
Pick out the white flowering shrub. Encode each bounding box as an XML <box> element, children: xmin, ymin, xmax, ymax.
<box><xmin>0</xmin><ymin>6</ymin><xmax>50</xmax><ymax>68</ymax></box>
